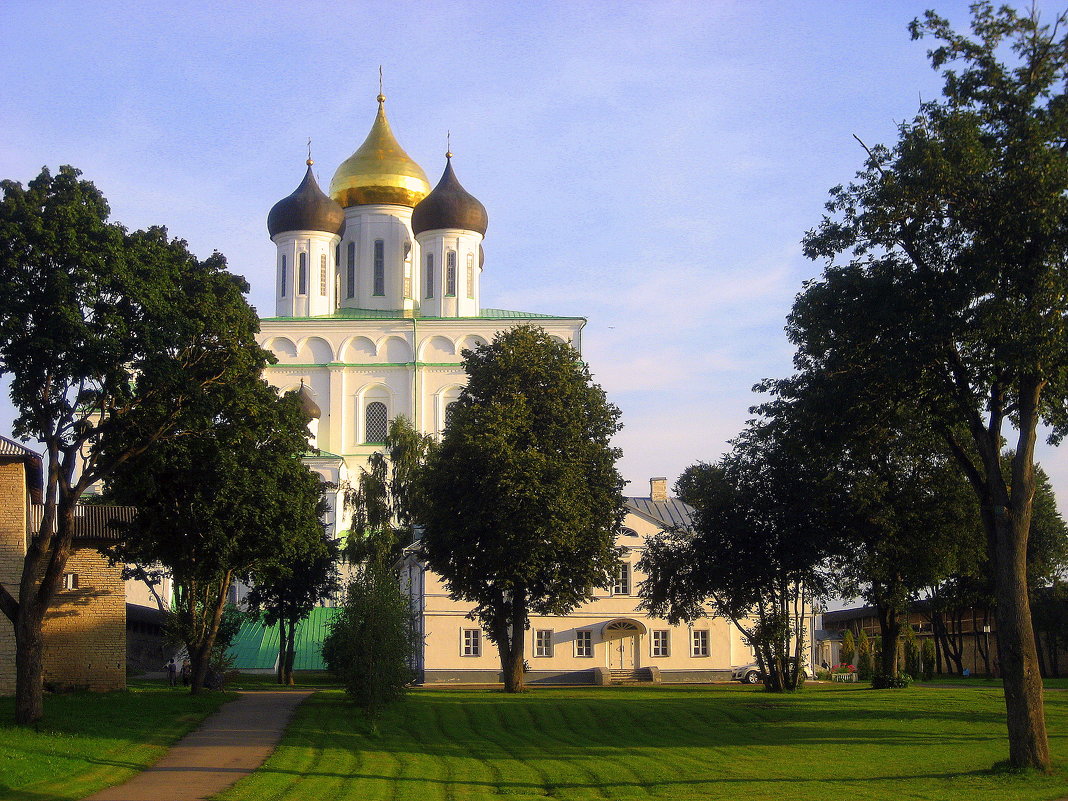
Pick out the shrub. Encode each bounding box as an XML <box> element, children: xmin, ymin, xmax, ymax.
<box><xmin>857</xmin><ymin>631</ymin><xmax>873</xmax><ymax>681</ymax></box>
<box><xmin>872</xmin><ymin>672</ymin><xmax>913</xmax><ymax>689</ymax></box>
<box><xmin>840</xmin><ymin>630</ymin><xmax>856</xmax><ymax>666</ymax></box>
<box><xmin>921</xmin><ymin>638</ymin><xmax>936</xmax><ymax>681</ymax></box>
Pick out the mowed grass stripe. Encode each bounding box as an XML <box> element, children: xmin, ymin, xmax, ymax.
<box><xmin>219</xmin><ymin>685</ymin><xmax>1068</xmax><ymax>801</ymax></box>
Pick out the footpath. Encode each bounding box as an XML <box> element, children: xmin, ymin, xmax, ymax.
<box><xmin>83</xmin><ymin>689</ymin><xmax>312</xmax><ymax>801</ymax></box>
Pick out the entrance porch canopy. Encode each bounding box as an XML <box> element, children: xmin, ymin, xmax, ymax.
<box><xmin>601</xmin><ymin>618</ymin><xmax>648</xmax><ymax>640</ymax></box>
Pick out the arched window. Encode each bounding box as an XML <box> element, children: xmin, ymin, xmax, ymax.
<box><xmin>425</xmin><ymin>253</ymin><xmax>434</xmax><ymax>298</ymax></box>
<box><xmin>444</xmin><ymin>401</ymin><xmax>458</xmax><ymax>429</ymax></box>
<box><xmin>445</xmin><ymin>250</ymin><xmax>456</xmax><ymax>297</ymax></box>
<box><xmin>365</xmin><ymin>401</ymin><xmax>388</xmax><ymax>443</ymax></box>
<box><xmin>298</xmin><ymin>252</ymin><xmax>307</xmax><ymax>295</ymax></box>
<box><xmin>373</xmin><ymin>240</ymin><xmax>385</xmax><ymax>296</ymax></box>
<box><xmin>320</xmin><ymin>253</ymin><xmax>328</xmax><ymax>296</ymax></box>
<box><xmin>280</xmin><ymin>254</ymin><xmax>287</xmax><ymax>297</ymax></box>
<box><xmin>466</xmin><ymin>252</ymin><xmax>475</xmax><ymax>299</ymax></box>
<box><xmin>346</xmin><ymin>242</ymin><xmax>356</xmax><ymax>298</ymax></box>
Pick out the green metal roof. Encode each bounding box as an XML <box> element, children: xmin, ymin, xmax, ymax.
<box><xmin>227</xmin><ymin>606</ymin><xmax>340</xmax><ymax>671</ymax></box>
<box><xmin>260</xmin><ymin>307</ymin><xmax>581</xmax><ymax>322</ymax></box>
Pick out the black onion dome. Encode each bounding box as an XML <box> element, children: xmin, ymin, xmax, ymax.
<box><xmin>297</xmin><ymin>382</ymin><xmax>321</xmax><ymax>420</ymax></box>
<box><xmin>412</xmin><ymin>156</ymin><xmax>488</xmax><ymax>236</ymax></box>
<box><xmin>268</xmin><ymin>162</ymin><xmax>346</xmax><ymax>238</ymax></box>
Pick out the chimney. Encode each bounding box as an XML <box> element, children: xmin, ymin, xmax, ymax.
<box><xmin>650</xmin><ymin>476</ymin><xmax>668</xmax><ymax>502</ymax></box>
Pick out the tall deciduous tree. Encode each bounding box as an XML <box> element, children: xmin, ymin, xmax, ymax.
<box><xmin>777</xmin><ymin>4</ymin><xmax>1068</xmax><ymax>768</ymax></box>
<box><xmin>639</xmin><ymin>422</ymin><xmax>836</xmax><ymax>692</ymax></box>
<box><xmin>247</xmin><ymin>532</ymin><xmax>339</xmax><ymax>686</ymax></box>
<box><xmin>105</xmin><ymin>388</ymin><xmax>326</xmax><ymax>693</ymax></box>
<box><xmin>420</xmin><ymin>326</ymin><xmax>626</xmax><ymax>693</ymax></box>
<box><xmin>0</xmin><ymin>166</ymin><xmax>267</xmax><ymax>723</ymax></box>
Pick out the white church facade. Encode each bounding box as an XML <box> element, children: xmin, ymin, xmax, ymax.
<box><xmin>256</xmin><ymin>93</ymin><xmax>762</xmax><ymax>683</ymax></box>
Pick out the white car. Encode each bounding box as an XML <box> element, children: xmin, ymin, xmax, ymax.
<box><xmin>731</xmin><ymin>663</ymin><xmax>762</xmax><ymax>684</ymax></box>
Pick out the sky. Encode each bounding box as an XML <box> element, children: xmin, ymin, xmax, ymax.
<box><xmin>2</xmin><ymin>0</ymin><xmax>1067</xmax><ymax>513</ymax></box>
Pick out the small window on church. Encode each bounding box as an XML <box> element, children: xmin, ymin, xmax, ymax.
<box><xmin>446</xmin><ymin>251</ymin><xmax>456</xmax><ymax>297</ymax></box>
<box><xmin>347</xmin><ymin>242</ymin><xmax>356</xmax><ymax>299</ymax></box>
<box><xmin>466</xmin><ymin>252</ymin><xmax>475</xmax><ymax>299</ymax></box>
<box><xmin>365</xmin><ymin>401</ymin><xmax>387</xmax><ymax>443</ymax></box>
<box><xmin>62</xmin><ymin>573</ymin><xmax>79</xmax><ymax>590</ymax></box>
<box><xmin>425</xmin><ymin>253</ymin><xmax>434</xmax><ymax>298</ymax></box>
<box><xmin>298</xmin><ymin>252</ymin><xmax>307</xmax><ymax>295</ymax></box>
<box><xmin>444</xmin><ymin>401</ymin><xmax>457</xmax><ymax>429</ymax></box>
<box><xmin>280</xmin><ymin>254</ymin><xmax>287</xmax><ymax>297</ymax></box>
<box><xmin>373</xmin><ymin>240</ymin><xmax>385</xmax><ymax>296</ymax></box>
<box><xmin>320</xmin><ymin>253</ymin><xmax>328</xmax><ymax>296</ymax></box>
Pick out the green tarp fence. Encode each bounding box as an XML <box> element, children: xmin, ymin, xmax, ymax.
<box><xmin>227</xmin><ymin>606</ymin><xmax>340</xmax><ymax>670</ymax></box>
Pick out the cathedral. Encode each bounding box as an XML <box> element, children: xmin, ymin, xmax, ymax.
<box><xmin>257</xmin><ymin>91</ymin><xmax>584</xmax><ymax>534</ymax></box>
<box><xmin>255</xmin><ymin>93</ymin><xmax>772</xmax><ymax>683</ymax></box>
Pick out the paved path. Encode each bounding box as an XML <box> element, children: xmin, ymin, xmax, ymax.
<box><xmin>83</xmin><ymin>690</ymin><xmax>312</xmax><ymax>801</ymax></box>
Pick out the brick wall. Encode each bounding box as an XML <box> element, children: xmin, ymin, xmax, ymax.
<box><xmin>0</xmin><ymin>461</ymin><xmax>27</xmax><ymax>695</ymax></box>
<box><xmin>0</xmin><ymin>459</ymin><xmax>126</xmax><ymax>695</ymax></box>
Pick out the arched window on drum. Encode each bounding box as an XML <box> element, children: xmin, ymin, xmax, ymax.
<box><xmin>365</xmin><ymin>401</ymin><xmax>388</xmax><ymax>444</ymax></box>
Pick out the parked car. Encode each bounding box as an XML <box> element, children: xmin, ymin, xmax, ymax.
<box><xmin>731</xmin><ymin>663</ymin><xmax>762</xmax><ymax>684</ymax></box>
<box><xmin>731</xmin><ymin>659</ymin><xmax>808</xmax><ymax>683</ymax></box>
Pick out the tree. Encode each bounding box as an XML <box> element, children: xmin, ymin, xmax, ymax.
<box><xmin>322</xmin><ymin>562</ymin><xmax>415</xmax><ymax>722</ymax></box>
<box><xmin>345</xmin><ymin>415</ymin><xmax>434</xmax><ymax>566</ymax></box>
<box><xmin>105</xmin><ymin>388</ymin><xmax>326</xmax><ymax>693</ymax></box>
<box><xmin>773</xmin><ymin>4</ymin><xmax>1068</xmax><ymax>769</ymax></box>
<box><xmin>840</xmin><ymin>629</ymin><xmax>856</xmax><ymax>668</ymax></box>
<box><xmin>420</xmin><ymin>326</ymin><xmax>626</xmax><ymax>693</ymax></box>
<box><xmin>640</xmin><ymin>421</ymin><xmax>836</xmax><ymax>692</ymax></box>
<box><xmin>247</xmin><ymin>532</ymin><xmax>339</xmax><ymax>686</ymax></box>
<box><xmin>0</xmin><ymin>166</ymin><xmax>268</xmax><ymax>723</ymax></box>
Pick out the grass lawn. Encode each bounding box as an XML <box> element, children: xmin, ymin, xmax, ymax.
<box><xmin>216</xmin><ymin>683</ymin><xmax>1068</xmax><ymax>801</ymax></box>
<box><xmin>0</xmin><ymin>685</ymin><xmax>232</xmax><ymax>800</ymax></box>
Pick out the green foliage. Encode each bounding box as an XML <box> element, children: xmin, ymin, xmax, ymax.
<box><xmin>857</xmin><ymin>631</ymin><xmax>873</xmax><ymax>681</ymax></box>
<box><xmin>872</xmin><ymin>672</ymin><xmax>913</xmax><ymax>689</ymax></box>
<box><xmin>922</xmin><ymin>637</ymin><xmax>937</xmax><ymax>681</ymax></box>
<box><xmin>840</xmin><ymin>629</ymin><xmax>856</xmax><ymax>667</ymax></box>
<box><xmin>345</xmin><ymin>416</ymin><xmax>434</xmax><ymax>566</ymax></box>
<box><xmin>420</xmin><ymin>326</ymin><xmax>625</xmax><ymax>692</ymax></box>
<box><xmin>904</xmin><ymin>626</ymin><xmax>922</xmax><ymax>680</ymax></box>
<box><xmin>323</xmin><ymin>564</ymin><xmax>415</xmax><ymax>720</ymax></box>
<box><xmin>0</xmin><ymin>165</ymin><xmax>273</xmax><ymax>722</ymax></box>
<box><xmin>765</xmin><ymin>2</ymin><xmax>1068</xmax><ymax>769</ymax></box>
<box><xmin>105</xmin><ymin>385</ymin><xmax>327</xmax><ymax>693</ymax></box>
<box><xmin>640</xmin><ymin>422</ymin><xmax>835</xmax><ymax>692</ymax></box>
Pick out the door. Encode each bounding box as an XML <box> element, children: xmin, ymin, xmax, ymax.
<box><xmin>611</xmin><ymin>636</ymin><xmax>638</xmax><ymax>670</ymax></box>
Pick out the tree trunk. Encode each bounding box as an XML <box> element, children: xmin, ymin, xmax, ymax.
<box><xmin>14</xmin><ymin>600</ymin><xmax>45</xmax><ymax>724</ymax></box>
<box><xmin>498</xmin><ymin>588</ymin><xmax>527</xmax><ymax>693</ymax></box>
<box><xmin>284</xmin><ymin>614</ymin><xmax>297</xmax><ymax>685</ymax></box>
<box><xmin>992</xmin><ymin>509</ymin><xmax>1050</xmax><ymax>771</ymax></box>
<box><xmin>876</xmin><ymin>603</ymin><xmax>901</xmax><ymax>679</ymax></box>
<box><xmin>276</xmin><ymin>619</ymin><xmax>288</xmax><ymax>684</ymax></box>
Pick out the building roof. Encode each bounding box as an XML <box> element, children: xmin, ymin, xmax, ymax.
<box><xmin>260</xmin><ymin>307</ymin><xmax>581</xmax><ymax>323</ymax></box>
<box><xmin>30</xmin><ymin>504</ymin><xmax>136</xmax><ymax>542</ymax></box>
<box><xmin>0</xmin><ymin>435</ymin><xmax>44</xmax><ymax>504</ymax></box>
<box><xmin>624</xmin><ymin>497</ymin><xmax>694</xmax><ymax>531</ymax></box>
<box><xmin>267</xmin><ymin>161</ymin><xmax>345</xmax><ymax>238</ymax></box>
<box><xmin>411</xmin><ymin>155</ymin><xmax>488</xmax><ymax>236</ymax></box>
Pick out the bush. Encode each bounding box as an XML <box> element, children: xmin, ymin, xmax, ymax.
<box><xmin>872</xmin><ymin>672</ymin><xmax>913</xmax><ymax>689</ymax></box>
<box><xmin>840</xmin><ymin>630</ymin><xmax>856</xmax><ymax>667</ymax></box>
<box><xmin>323</xmin><ymin>564</ymin><xmax>415</xmax><ymax>720</ymax></box>
<box><xmin>921</xmin><ymin>638</ymin><xmax>936</xmax><ymax>681</ymax></box>
<box><xmin>857</xmin><ymin>631</ymin><xmax>873</xmax><ymax>681</ymax></box>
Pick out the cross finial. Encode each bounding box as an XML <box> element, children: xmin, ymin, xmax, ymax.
<box><xmin>377</xmin><ymin>66</ymin><xmax>385</xmax><ymax>104</ymax></box>
<box><xmin>446</xmin><ymin>130</ymin><xmax>452</xmax><ymax>160</ymax></box>
<box><xmin>306</xmin><ymin>138</ymin><xmax>313</xmax><ymax>166</ymax></box>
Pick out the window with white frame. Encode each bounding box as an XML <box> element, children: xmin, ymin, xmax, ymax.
<box><xmin>612</xmin><ymin>562</ymin><xmax>631</xmax><ymax>595</ymax></box>
<box><xmin>425</xmin><ymin>253</ymin><xmax>434</xmax><ymax>298</ymax></box>
<box><xmin>462</xmin><ymin>628</ymin><xmax>481</xmax><ymax>657</ymax></box>
<box><xmin>691</xmin><ymin>629</ymin><xmax>710</xmax><ymax>657</ymax></box>
<box><xmin>298</xmin><ymin>252</ymin><xmax>308</xmax><ymax>295</ymax></box>
<box><xmin>652</xmin><ymin>630</ymin><xmax>670</xmax><ymax>657</ymax></box>
<box><xmin>62</xmin><ymin>573</ymin><xmax>79</xmax><ymax>590</ymax></box>
<box><xmin>535</xmin><ymin>629</ymin><xmax>553</xmax><ymax>658</ymax></box>
<box><xmin>575</xmin><ymin>629</ymin><xmax>593</xmax><ymax>657</ymax></box>
<box><xmin>365</xmin><ymin>401</ymin><xmax>388</xmax><ymax>443</ymax></box>
<box><xmin>280</xmin><ymin>254</ymin><xmax>287</xmax><ymax>297</ymax></box>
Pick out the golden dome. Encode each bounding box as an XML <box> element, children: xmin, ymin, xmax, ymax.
<box><xmin>329</xmin><ymin>95</ymin><xmax>431</xmax><ymax>208</ymax></box>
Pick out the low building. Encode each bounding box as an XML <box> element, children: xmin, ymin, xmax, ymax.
<box><xmin>402</xmin><ymin>478</ymin><xmax>784</xmax><ymax>685</ymax></box>
<box><xmin>0</xmin><ymin>436</ymin><xmax>131</xmax><ymax>694</ymax></box>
